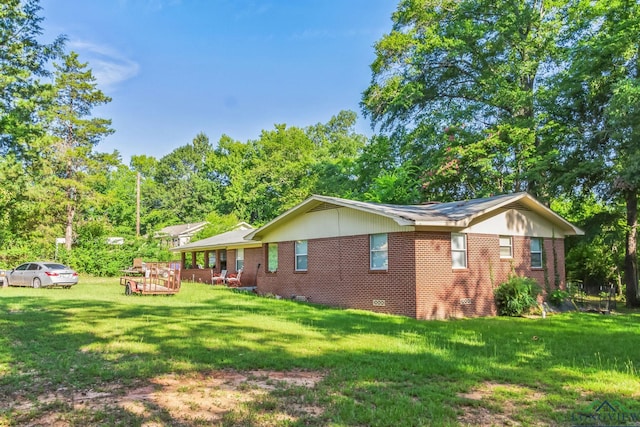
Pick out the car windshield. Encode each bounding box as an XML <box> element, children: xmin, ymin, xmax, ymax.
<box><xmin>44</xmin><ymin>264</ymin><xmax>68</xmax><ymax>270</ymax></box>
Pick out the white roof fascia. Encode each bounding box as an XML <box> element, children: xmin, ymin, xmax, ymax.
<box><xmin>413</xmin><ymin>220</ymin><xmax>465</xmax><ymax>227</ymax></box>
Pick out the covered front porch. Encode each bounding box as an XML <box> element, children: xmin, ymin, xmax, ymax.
<box><xmin>180</xmin><ymin>248</ymin><xmax>229</xmax><ymax>284</ymax></box>
<box><xmin>170</xmin><ymin>223</ymin><xmax>260</xmax><ymax>286</ymax></box>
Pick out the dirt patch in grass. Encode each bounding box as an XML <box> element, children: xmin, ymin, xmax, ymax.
<box><xmin>457</xmin><ymin>382</ymin><xmax>548</xmax><ymax>426</ymax></box>
<box><xmin>6</xmin><ymin>369</ymin><xmax>326</xmax><ymax>426</ymax></box>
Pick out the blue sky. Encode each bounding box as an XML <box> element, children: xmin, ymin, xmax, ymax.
<box><xmin>39</xmin><ymin>0</ymin><xmax>397</xmax><ymax>163</ymax></box>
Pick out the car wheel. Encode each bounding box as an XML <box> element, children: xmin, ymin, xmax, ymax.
<box><xmin>125</xmin><ymin>283</ymin><xmax>132</xmax><ymax>296</ymax></box>
<box><xmin>32</xmin><ymin>278</ymin><xmax>41</xmax><ymax>288</ymax></box>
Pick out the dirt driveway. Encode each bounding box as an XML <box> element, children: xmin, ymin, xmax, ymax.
<box><xmin>5</xmin><ymin>369</ymin><xmax>326</xmax><ymax>426</ymax></box>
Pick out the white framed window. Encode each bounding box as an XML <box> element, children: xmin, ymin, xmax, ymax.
<box><xmin>530</xmin><ymin>238</ymin><xmax>543</xmax><ymax>268</ymax></box>
<box><xmin>451</xmin><ymin>233</ymin><xmax>467</xmax><ymax>269</ymax></box>
<box><xmin>499</xmin><ymin>236</ymin><xmax>513</xmax><ymax>258</ymax></box>
<box><xmin>295</xmin><ymin>240</ymin><xmax>308</xmax><ymax>271</ymax></box>
<box><xmin>370</xmin><ymin>233</ymin><xmax>388</xmax><ymax>270</ymax></box>
<box><xmin>236</xmin><ymin>248</ymin><xmax>244</xmax><ymax>271</ymax></box>
<box><xmin>267</xmin><ymin>243</ymin><xmax>278</xmax><ymax>272</ymax></box>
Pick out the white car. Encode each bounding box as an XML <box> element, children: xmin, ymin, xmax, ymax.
<box><xmin>6</xmin><ymin>262</ymin><xmax>78</xmax><ymax>288</ymax></box>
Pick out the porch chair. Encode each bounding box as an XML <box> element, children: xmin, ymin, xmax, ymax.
<box><xmin>212</xmin><ymin>269</ymin><xmax>227</xmax><ymax>285</ymax></box>
<box><xmin>226</xmin><ymin>270</ymin><xmax>243</xmax><ymax>287</ymax></box>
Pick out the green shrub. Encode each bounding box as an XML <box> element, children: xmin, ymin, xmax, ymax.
<box><xmin>548</xmin><ymin>289</ymin><xmax>569</xmax><ymax>306</ymax></box>
<box><xmin>57</xmin><ymin>237</ymin><xmax>174</xmax><ymax>276</ymax></box>
<box><xmin>494</xmin><ymin>276</ymin><xmax>542</xmax><ymax>316</ymax></box>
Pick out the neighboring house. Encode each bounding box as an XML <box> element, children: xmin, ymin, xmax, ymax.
<box><xmin>171</xmin><ymin>222</ymin><xmax>262</xmax><ymax>285</ymax></box>
<box><xmin>244</xmin><ymin>192</ymin><xmax>583</xmax><ymax>320</ymax></box>
<box><xmin>155</xmin><ymin>221</ymin><xmax>208</xmax><ymax>248</ymax></box>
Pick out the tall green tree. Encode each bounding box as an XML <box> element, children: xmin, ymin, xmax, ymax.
<box><xmin>211</xmin><ymin>134</ymin><xmax>257</xmax><ymax>220</ymax></box>
<box><xmin>544</xmin><ymin>0</ymin><xmax>640</xmax><ymax>306</ymax></box>
<box><xmin>245</xmin><ymin>124</ymin><xmax>316</xmax><ymax>222</ymax></box>
<box><xmin>212</xmin><ymin>111</ymin><xmax>368</xmax><ymax>224</ymax></box>
<box><xmin>0</xmin><ymin>0</ymin><xmax>64</xmax><ymax>253</ymax></box>
<box><xmin>305</xmin><ymin>110</ymin><xmax>366</xmax><ymax>198</ymax></box>
<box><xmin>154</xmin><ymin>132</ymin><xmax>221</xmax><ymax>224</ymax></box>
<box><xmin>41</xmin><ymin>51</ymin><xmax>113</xmax><ymax>250</ymax></box>
<box><xmin>362</xmin><ymin>0</ymin><xmax>565</xmax><ymax>201</ymax></box>
<box><xmin>0</xmin><ymin>0</ymin><xmax>64</xmax><ymax>157</ymax></box>
<box><xmin>130</xmin><ymin>154</ymin><xmax>167</xmax><ymax>235</ymax></box>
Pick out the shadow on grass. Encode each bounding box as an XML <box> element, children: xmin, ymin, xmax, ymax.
<box><xmin>1</xmin><ymin>282</ymin><xmax>639</xmax><ymax>426</ymax></box>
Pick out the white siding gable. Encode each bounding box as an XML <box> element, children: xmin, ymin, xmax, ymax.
<box><xmin>461</xmin><ymin>208</ymin><xmax>566</xmax><ymax>238</ymax></box>
<box><xmin>259</xmin><ymin>205</ymin><xmax>413</xmax><ymax>243</ymax></box>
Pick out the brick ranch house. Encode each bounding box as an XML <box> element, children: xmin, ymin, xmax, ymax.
<box><xmin>176</xmin><ymin>192</ymin><xmax>583</xmax><ymax>320</ymax></box>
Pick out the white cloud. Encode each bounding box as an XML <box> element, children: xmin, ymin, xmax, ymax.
<box><xmin>68</xmin><ymin>40</ymin><xmax>140</xmax><ymax>90</ymax></box>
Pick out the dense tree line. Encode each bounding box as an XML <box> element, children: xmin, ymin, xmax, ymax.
<box><xmin>0</xmin><ymin>0</ymin><xmax>638</xmax><ymax>306</ymax></box>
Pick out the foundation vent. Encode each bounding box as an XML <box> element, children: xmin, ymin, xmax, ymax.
<box><xmin>372</xmin><ymin>300</ymin><xmax>386</xmax><ymax>307</ymax></box>
<box><xmin>460</xmin><ymin>298</ymin><xmax>473</xmax><ymax>305</ymax></box>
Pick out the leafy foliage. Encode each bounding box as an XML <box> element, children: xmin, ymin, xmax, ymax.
<box><xmin>362</xmin><ymin>0</ymin><xmax>566</xmax><ymax>200</ymax></box>
<box><xmin>0</xmin><ymin>0</ymin><xmax>64</xmax><ymax>158</ymax></box>
<box><xmin>547</xmin><ymin>289</ymin><xmax>569</xmax><ymax>307</ymax></box>
<box><xmin>541</xmin><ymin>0</ymin><xmax>640</xmax><ymax>305</ymax></box>
<box><xmin>154</xmin><ymin>132</ymin><xmax>221</xmax><ymax>224</ymax></box>
<box><xmin>494</xmin><ymin>276</ymin><xmax>542</xmax><ymax>317</ymax></box>
<box><xmin>58</xmin><ymin>235</ymin><xmax>173</xmax><ymax>277</ymax></box>
<box><xmin>210</xmin><ymin>111</ymin><xmax>366</xmax><ymax>224</ymax></box>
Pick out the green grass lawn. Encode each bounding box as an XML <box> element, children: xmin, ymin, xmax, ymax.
<box><xmin>1</xmin><ymin>277</ymin><xmax>639</xmax><ymax>426</ymax></box>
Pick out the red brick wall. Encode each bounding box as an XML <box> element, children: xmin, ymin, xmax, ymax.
<box><xmin>256</xmin><ymin>232</ymin><xmax>566</xmax><ymax>320</ymax></box>
<box><xmin>257</xmin><ymin>234</ymin><xmax>417</xmax><ymax>317</ymax></box>
<box><xmin>416</xmin><ymin>232</ymin><xmax>507</xmax><ymax>319</ymax></box>
<box><xmin>182</xmin><ymin>268</ymin><xmax>215</xmax><ymax>284</ymax></box>
<box><xmin>227</xmin><ymin>250</ymin><xmax>237</xmax><ymax>275</ymax></box>
<box><xmin>415</xmin><ymin>233</ymin><xmax>566</xmax><ymax>319</ymax></box>
<box><xmin>241</xmin><ymin>247</ymin><xmax>263</xmax><ymax>287</ymax></box>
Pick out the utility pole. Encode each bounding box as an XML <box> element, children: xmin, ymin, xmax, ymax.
<box><xmin>136</xmin><ymin>172</ymin><xmax>141</xmax><ymax>237</ymax></box>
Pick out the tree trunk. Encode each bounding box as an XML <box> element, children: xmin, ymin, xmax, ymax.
<box><xmin>65</xmin><ymin>201</ymin><xmax>75</xmax><ymax>251</ymax></box>
<box><xmin>65</xmin><ymin>155</ymin><xmax>75</xmax><ymax>251</ymax></box>
<box><xmin>624</xmin><ymin>191</ymin><xmax>639</xmax><ymax>307</ymax></box>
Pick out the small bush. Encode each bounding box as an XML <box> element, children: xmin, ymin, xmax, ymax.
<box><xmin>494</xmin><ymin>276</ymin><xmax>542</xmax><ymax>316</ymax></box>
<box><xmin>548</xmin><ymin>289</ymin><xmax>569</xmax><ymax>306</ymax></box>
